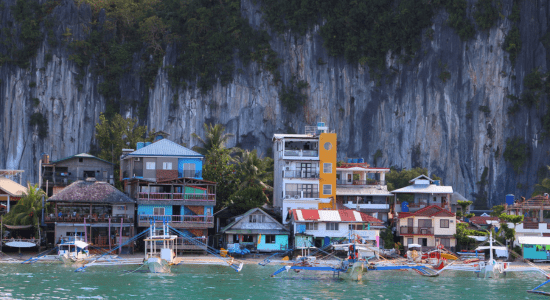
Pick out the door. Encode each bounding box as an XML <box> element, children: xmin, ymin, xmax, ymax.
<box><xmin>419</xmin><ymin>238</ymin><xmax>428</xmax><ymax>247</ymax></box>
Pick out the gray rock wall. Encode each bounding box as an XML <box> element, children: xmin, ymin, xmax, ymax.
<box><xmin>0</xmin><ymin>0</ymin><xmax>548</xmax><ymax>207</ymax></box>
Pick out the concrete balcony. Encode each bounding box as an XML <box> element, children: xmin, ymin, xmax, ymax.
<box><xmin>283</xmin><ymin>150</ymin><xmax>318</xmax><ymax>159</ymax></box>
<box><xmin>399</xmin><ymin>226</ymin><xmax>434</xmax><ymax>235</ymax></box>
<box><xmin>337</xmin><ymin>180</ymin><xmax>386</xmax><ymax>186</ymax></box>
<box><xmin>138</xmin><ymin>214</ymin><xmax>213</xmax><ymax>228</ymax></box>
<box><xmin>285</xmin><ymin>191</ymin><xmax>320</xmax><ymax>199</ymax></box>
<box><xmin>283</xmin><ymin>170</ymin><xmax>319</xmax><ymax>179</ymax></box>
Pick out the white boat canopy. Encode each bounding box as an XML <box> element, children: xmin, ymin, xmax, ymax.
<box><xmin>475</xmin><ymin>246</ymin><xmax>508</xmax><ymax>251</ymax></box>
<box><xmin>517</xmin><ymin>236</ymin><xmax>550</xmax><ymax>245</ymax></box>
<box><xmin>468</xmin><ymin>236</ymin><xmax>488</xmax><ymax>242</ymax></box>
<box><xmin>407</xmin><ymin>244</ymin><xmax>422</xmax><ymax>248</ymax></box>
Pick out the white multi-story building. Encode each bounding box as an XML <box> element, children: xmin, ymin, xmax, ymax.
<box><xmin>336</xmin><ymin>163</ymin><xmax>392</xmax><ymax>222</ymax></box>
<box><xmin>272</xmin><ymin>123</ymin><xmax>337</xmax><ymax>224</ymax></box>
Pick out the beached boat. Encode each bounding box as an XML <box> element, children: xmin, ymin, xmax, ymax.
<box><xmin>143</xmin><ymin>222</ymin><xmax>177</xmax><ymax>273</ymax></box>
<box><xmin>57</xmin><ymin>237</ymin><xmax>90</xmax><ymax>264</ymax></box>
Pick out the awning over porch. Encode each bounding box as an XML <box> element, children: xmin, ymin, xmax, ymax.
<box><xmin>224</xmin><ymin>229</ymin><xmax>289</xmax><ymax>235</ymax></box>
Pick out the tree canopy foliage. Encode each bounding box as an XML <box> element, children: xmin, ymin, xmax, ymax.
<box><xmin>386</xmin><ymin>167</ymin><xmax>441</xmax><ymax>192</ymax></box>
<box><xmin>3</xmin><ymin>184</ymin><xmax>46</xmax><ymax>230</ymax></box>
<box><xmin>95</xmin><ymin>113</ymin><xmax>154</xmax><ymax>188</ymax></box>
<box><xmin>533</xmin><ymin>166</ymin><xmax>550</xmax><ymax>196</ymax></box>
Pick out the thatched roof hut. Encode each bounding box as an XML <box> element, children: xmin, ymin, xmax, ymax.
<box><xmin>48</xmin><ymin>178</ymin><xmax>134</xmax><ymax>204</ymax></box>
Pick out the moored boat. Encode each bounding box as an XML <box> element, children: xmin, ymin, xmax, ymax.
<box><xmin>57</xmin><ymin>236</ymin><xmax>90</xmax><ymax>264</ymax></box>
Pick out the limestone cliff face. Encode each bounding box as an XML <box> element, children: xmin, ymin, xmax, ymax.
<box><xmin>0</xmin><ymin>0</ymin><xmax>549</xmax><ymax>206</ymax></box>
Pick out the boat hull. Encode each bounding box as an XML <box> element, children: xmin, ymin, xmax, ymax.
<box><xmin>146</xmin><ymin>257</ymin><xmax>171</xmax><ymax>273</ymax></box>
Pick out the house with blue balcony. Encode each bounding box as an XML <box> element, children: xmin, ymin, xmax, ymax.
<box><xmin>120</xmin><ymin>136</ymin><xmax>216</xmax><ymax>251</ymax></box>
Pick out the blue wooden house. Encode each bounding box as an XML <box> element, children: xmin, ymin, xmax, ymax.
<box><xmin>121</xmin><ymin>137</ymin><xmax>215</xmax><ymax>251</ymax></box>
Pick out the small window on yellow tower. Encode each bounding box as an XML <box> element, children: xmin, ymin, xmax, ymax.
<box><xmin>324</xmin><ymin>142</ymin><xmax>332</xmax><ymax>150</ymax></box>
<box><xmin>323</xmin><ymin>184</ymin><xmax>332</xmax><ymax>195</ymax></box>
<box><xmin>323</xmin><ymin>163</ymin><xmax>332</xmax><ymax>173</ymax></box>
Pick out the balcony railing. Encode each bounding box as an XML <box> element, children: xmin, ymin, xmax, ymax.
<box><xmin>283</xmin><ymin>170</ymin><xmax>319</xmax><ymax>179</ymax></box>
<box><xmin>137</xmin><ymin>192</ymin><xmax>215</xmax><ymax>201</ymax></box>
<box><xmin>336</xmin><ymin>180</ymin><xmax>386</xmax><ymax>186</ymax></box>
<box><xmin>283</xmin><ymin>150</ymin><xmax>318</xmax><ymax>157</ymax></box>
<box><xmin>181</xmin><ymin>170</ymin><xmax>202</xmax><ymax>178</ymax></box>
<box><xmin>45</xmin><ymin>214</ymin><xmax>133</xmax><ymax>223</ymax></box>
<box><xmin>138</xmin><ymin>215</ymin><xmax>213</xmax><ymax>224</ymax></box>
<box><xmin>399</xmin><ymin>226</ymin><xmax>434</xmax><ymax>235</ymax></box>
<box><xmin>285</xmin><ymin>191</ymin><xmax>319</xmax><ymax>199</ymax></box>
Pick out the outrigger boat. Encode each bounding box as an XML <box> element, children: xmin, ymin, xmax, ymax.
<box><xmin>271</xmin><ymin>243</ymin><xmax>439</xmax><ymax>280</ymax></box>
<box><xmin>143</xmin><ymin>222</ymin><xmax>177</xmax><ymax>273</ymax></box>
<box><xmin>436</xmin><ymin>231</ymin><xmax>549</xmax><ymax>279</ymax></box>
<box><xmin>57</xmin><ymin>236</ymin><xmax>90</xmax><ymax>264</ymax></box>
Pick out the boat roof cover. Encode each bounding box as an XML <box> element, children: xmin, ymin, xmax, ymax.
<box><xmin>468</xmin><ymin>235</ymin><xmax>488</xmax><ymax>242</ymax></box>
<box><xmin>518</xmin><ymin>236</ymin><xmax>550</xmax><ymax>245</ymax></box>
<box><xmin>60</xmin><ymin>240</ymin><xmax>89</xmax><ymax>249</ymax></box>
<box><xmin>475</xmin><ymin>246</ymin><xmax>508</xmax><ymax>251</ymax></box>
<box><xmin>407</xmin><ymin>244</ymin><xmax>422</xmax><ymax>248</ymax></box>
<box><xmin>5</xmin><ymin>241</ymin><xmax>36</xmax><ymax>248</ymax></box>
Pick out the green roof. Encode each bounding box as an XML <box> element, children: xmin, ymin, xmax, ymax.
<box><xmin>51</xmin><ymin>153</ymin><xmax>113</xmax><ymax>165</ymax></box>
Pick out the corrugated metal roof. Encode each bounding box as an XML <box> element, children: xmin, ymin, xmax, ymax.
<box><xmin>301</xmin><ymin>210</ymin><xmax>320</xmax><ymax>220</ymax></box>
<box><xmin>127</xmin><ymin>139</ymin><xmax>202</xmax><ymax>157</ymax></box>
<box><xmin>272</xmin><ymin>134</ymin><xmax>317</xmax><ymax>140</ymax></box>
<box><xmin>50</xmin><ymin>153</ymin><xmax>113</xmax><ymax>165</ymax></box>
<box><xmin>0</xmin><ymin>177</ymin><xmax>27</xmax><ymax>196</ymax></box>
<box><xmin>339</xmin><ymin>210</ymin><xmax>355</xmax><ymax>221</ymax></box>
<box><xmin>336</xmin><ymin>187</ymin><xmax>393</xmax><ymax>196</ymax></box>
<box><xmin>397</xmin><ymin>205</ymin><xmax>455</xmax><ymax>218</ymax></box>
<box><xmin>292</xmin><ymin>209</ymin><xmax>383</xmax><ymax>223</ymax></box>
<box><xmin>391</xmin><ymin>184</ymin><xmax>453</xmax><ymax>194</ymax></box>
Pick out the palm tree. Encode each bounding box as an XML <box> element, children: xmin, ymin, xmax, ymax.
<box><xmin>192</xmin><ymin>123</ymin><xmax>234</xmax><ymax>155</ymax></box>
<box><xmin>533</xmin><ymin>166</ymin><xmax>550</xmax><ymax>196</ymax></box>
<box><xmin>235</xmin><ymin>149</ymin><xmax>273</xmax><ymax>190</ymax></box>
<box><xmin>3</xmin><ymin>184</ymin><xmax>45</xmax><ymax>228</ymax></box>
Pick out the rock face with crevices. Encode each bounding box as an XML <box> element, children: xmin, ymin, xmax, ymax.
<box><xmin>0</xmin><ymin>0</ymin><xmax>549</xmax><ymax>207</ymax></box>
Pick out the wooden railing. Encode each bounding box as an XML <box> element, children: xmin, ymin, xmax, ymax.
<box><xmin>137</xmin><ymin>192</ymin><xmax>215</xmax><ymax>201</ymax></box>
<box><xmin>45</xmin><ymin>214</ymin><xmax>133</xmax><ymax>223</ymax></box>
<box><xmin>138</xmin><ymin>214</ymin><xmax>213</xmax><ymax>224</ymax></box>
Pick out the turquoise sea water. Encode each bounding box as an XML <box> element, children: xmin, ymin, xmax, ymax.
<box><xmin>0</xmin><ymin>263</ymin><xmax>548</xmax><ymax>299</ymax></box>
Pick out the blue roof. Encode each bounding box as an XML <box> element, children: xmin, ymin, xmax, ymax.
<box><xmin>127</xmin><ymin>139</ymin><xmax>202</xmax><ymax>157</ymax></box>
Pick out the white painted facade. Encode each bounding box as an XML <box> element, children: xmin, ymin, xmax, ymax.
<box><xmin>273</xmin><ymin>135</ymin><xmax>326</xmax><ymax>224</ymax></box>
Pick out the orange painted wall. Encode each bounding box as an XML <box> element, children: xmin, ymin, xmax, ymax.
<box><xmin>318</xmin><ymin>133</ymin><xmax>337</xmax><ymax>209</ymax></box>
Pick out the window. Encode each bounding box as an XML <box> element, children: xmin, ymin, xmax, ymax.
<box><xmin>326</xmin><ymin>223</ymin><xmax>339</xmax><ymax>231</ymax></box>
<box><xmin>163</xmin><ymin>162</ymin><xmax>172</xmax><ymax>170</ymax></box>
<box><xmin>249</xmin><ymin>214</ymin><xmax>265</xmax><ymax>223</ymax></box>
<box><xmin>265</xmin><ymin>235</ymin><xmax>276</xmax><ymax>244</ymax></box>
<box><xmin>305</xmin><ymin>223</ymin><xmax>318</xmax><ymax>230</ymax></box>
<box><xmin>206</xmin><ymin>208</ymin><xmax>212</xmax><ymax>215</ymax></box>
<box><xmin>323</xmin><ymin>184</ymin><xmax>332</xmax><ymax>195</ymax></box>
<box><xmin>440</xmin><ymin>238</ymin><xmax>451</xmax><ymax>248</ymax></box>
<box><xmin>153</xmin><ymin>207</ymin><xmax>165</xmax><ymax>215</ymax></box>
<box><xmin>324</xmin><ymin>142</ymin><xmax>332</xmax><ymax>150</ymax></box>
<box><xmin>79</xmin><ymin>158</ymin><xmax>83</xmax><ymax>163</ymax></box>
<box><xmin>418</xmin><ymin>238</ymin><xmax>428</xmax><ymax>247</ymax></box>
<box><xmin>116</xmin><ymin>205</ymin><xmax>126</xmax><ymax>210</ymax></box>
<box><xmin>407</xmin><ymin>238</ymin><xmax>413</xmax><ymax>245</ymax></box>
<box><xmin>440</xmin><ymin>219</ymin><xmax>449</xmax><ymax>228</ymax></box>
<box><xmin>146</xmin><ymin>162</ymin><xmax>156</xmax><ymax>170</ymax></box>
<box><xmin>418</xmin><ymin>219</ymin><xmax>432</xmax><ymax>228</ymax></box>
<box><xmin>323</xmin><ymin>163</ymin><xmax>332</xmax><ymax>174</ymax></box>
<box><xmin>407</xmin><ymin>218</ymin><xmax>414</xmax><ymax>227</ymax></box>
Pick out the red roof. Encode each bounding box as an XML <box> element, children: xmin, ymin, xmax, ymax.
<box><xmin>398</xmin><ymin>205</ymin><xmax>455</xmax><ymax>218</ymax></box>
<box><xmin>291</xmin><ymin>209</ymin><xmax>383</xmax><ymax>223</ymax></box>
<box><xmin>469</xmin><ymin>216</ymin><xmax>499</xmax><ymax>225</ymax></box>
<box><xmin>300</xmin><ymin>210</ymin><xmax>320</xmax><ymax>220</ymax></box>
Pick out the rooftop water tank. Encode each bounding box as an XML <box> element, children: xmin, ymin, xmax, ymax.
<box><xmin>401</xmin><ymin>201</ymin><xmax>409</xmax><ymax>213</ymax></box>
<box><xmin>506</xmin><ymin>194</ymin><xmax>515</xmax><ymax>206</ymax></box>
<box><xmin>433</xmin><ymin>180</ymin><xmax>440</xmax><ymax>186</ymax></box>
<box><xmin>136</xmin><ymin>142</ymin><xmax>145</xmax><ymax>150</ymax></box>
<box><xmin>347</xmin><ymin>158</ymin><xmax>353</xmax><ymax>163</ymax></box>
<box><xmin>358</xmin><ymin>158</ymin><xmax>364</xmax><ymax>163</ymax></box>
<box><xmin>145</xmin><ymin>142</ymin><xmax>152</xmax><ymax>147</ymax></box>
<box><xmin>352</xmin><ymin>158</ymin><xmax>358</xmax><ymax>163</ymax></box>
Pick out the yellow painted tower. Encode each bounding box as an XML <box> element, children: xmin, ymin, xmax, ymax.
<box><xmin>318</xmin><ymin>132</ymin><xmax>337</xmax><ymax>209</ymax></box>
